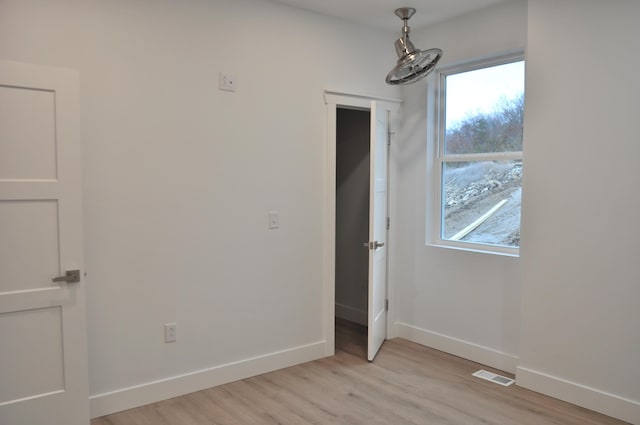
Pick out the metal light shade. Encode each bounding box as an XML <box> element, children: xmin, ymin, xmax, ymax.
<box><xmin>386</xmin><ymin>8</ymin><xmax>442</xmax><ymax>85</ymax></box>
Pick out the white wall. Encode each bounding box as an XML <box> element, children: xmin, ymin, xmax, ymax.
<box><xmin>392</xmin><ymin>0</ymin><xmax>527</xmax><ymax>373</ymax></box>
<box><xmin>4</xmin><ymin>0</ymin><xmax>639</xmax><ymax>422</ymax></box>
<box><xmin>517</xmin><ymin>1</ymin><xmax>640</xmax><ymax>422</ymax></box>
<box><xmin>0</xmin><ymin>0</ymin><xmax>399</xmax><ymax>416</ymax></box>
<box><xmin>335</xmin><ymin>108</ymin><xmax>370</xmax><ymax>325</ymax></box>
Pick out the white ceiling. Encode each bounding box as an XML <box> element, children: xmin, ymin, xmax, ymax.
<box><xmin>264</xmin><ymin>0</ymin><xmax>508</xmax><ymax>32</ymax></box>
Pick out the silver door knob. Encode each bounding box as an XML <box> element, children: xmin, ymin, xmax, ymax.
<box><xmin>52</xmin><ymin>269</ymin><xmax>81</xmax><ymax>283</ymax></box>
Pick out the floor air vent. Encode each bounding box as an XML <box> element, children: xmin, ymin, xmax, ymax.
<box><xmin>472</xmin><ymin>369</ymin><xmax>515</xmax><ymax>386</ymax></box>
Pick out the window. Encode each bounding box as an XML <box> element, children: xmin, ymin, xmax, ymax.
<box><xmin>434</xmin><ymin>55</ymin><xmax>524</xmax><ymax>255</ymax></box>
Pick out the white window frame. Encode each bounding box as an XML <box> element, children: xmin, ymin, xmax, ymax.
<box><xmin>430</xmin><ymin>52</ymin><xmax>524</xmax><ymax>257</ymax></box>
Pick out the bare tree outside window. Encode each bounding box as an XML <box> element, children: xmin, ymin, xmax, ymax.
<box><xmin>438</xmin><ymin>59</ymin><xmax>524</xmax><ymax>252</ymax></box>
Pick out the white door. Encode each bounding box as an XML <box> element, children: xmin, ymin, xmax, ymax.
<box><xmin>366</xmin><ymin>101</ymin><xmax>389</xmax><ymax>361</ymax></box>
<box><xmin>0</xmin><ymin>61</ymin><xmax>89</xmax><ymax>424</ymax></box>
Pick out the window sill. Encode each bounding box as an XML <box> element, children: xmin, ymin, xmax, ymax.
<box><xmin>427</xmin><ymin>240</ymin><xmax>520</xmax><ymax>258</ymax></box>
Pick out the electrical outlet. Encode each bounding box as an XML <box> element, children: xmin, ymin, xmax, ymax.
<box><xmin>219</xmin><ymin>72</ymin><xmax>236</xmax><ymax>92</ymax></box>
<box><xmin>164</xmin><ymin>323</ymin><xmax>177</xmax><ymax>343</ymax></box>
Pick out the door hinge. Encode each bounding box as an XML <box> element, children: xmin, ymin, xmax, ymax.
<box><xmin>385</xmin><ymin>299</ymin><xmax>389</xmax><ymax>312</ymax></box>
<box><xmin>386</xmin><ymin>217</ymin><xmax>390</xmax><ymax>230</ymax></box>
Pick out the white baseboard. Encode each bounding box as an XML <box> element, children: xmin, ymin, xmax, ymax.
<box><xmin>394</xmin><ymin>322</ymin><xmax>519</xmax><ymax>374</ymax></box>
<box><xmin>89</xmin><ymin>341</ymin><xmax>327</xmax><ymax>419</ymax></box>
<box><xmin>516</xmin><ymin>366</ymin><xmax>640</xmax><ymax>424</ymax></box>
<box><xmin>335</xmin><ymin>303</ymin><xmax>367</xmax><ymax>326</ymax></box>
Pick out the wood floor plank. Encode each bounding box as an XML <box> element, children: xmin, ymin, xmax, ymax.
<box><xmin>92</xmin><ymin>320</ymin><xmax>629</xmax><ymax>425</ymax></box>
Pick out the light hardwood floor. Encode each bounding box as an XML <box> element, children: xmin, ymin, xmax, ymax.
<box><xmin>92</xmin><ymin>319</ymin><xmax>628</xmax><ymax>425</ymax></box>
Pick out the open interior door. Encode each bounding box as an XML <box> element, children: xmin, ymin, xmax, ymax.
<box><xmin>366</xmin><ymin>101</ymin><xmax>389</xmax><ymax>361</ymax></box>
<box><xmin>0</xmin><ymin>61</ymin><xmax>90</xmax><ymax>424</ymax></box>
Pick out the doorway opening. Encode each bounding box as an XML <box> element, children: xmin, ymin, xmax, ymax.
<box><xmin>335</xmin><ymin>107</ymin><xmax>370</xmax><ymax>359</ymax></box>
<box><xmin>323</xmin><ymin>90</ymin><xmax>399</xmax><ymax>362</ymax></box>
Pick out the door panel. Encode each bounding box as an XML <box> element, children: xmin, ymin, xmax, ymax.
<box><xmin>0</xmin><ymin>61</ymin><xmax>89</xmax><ymax>425</ymax></box>
<box><xmin>0</xmin><ymin>200</ymin><xmax>60</xmax><ymax>292</ymax></box>
<box><xmin>367</xmin><ymin>101</ymin><xmax>388</xmax><ymax>361</ymax></box>
<box><xmin>0</xmin><ymin>85</ymin><xmax>57</xmax><ymax>181</ymax></box>
<box><xmin>0</xmin><ymin>306</ymin><xmax>64</xmax><ymax>403</ymax></box>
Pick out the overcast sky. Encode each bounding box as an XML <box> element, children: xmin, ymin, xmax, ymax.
<box><xmin>446</xmin><ymin>60</ymin><xmax>525</xmax><ymax>128</ymax></box>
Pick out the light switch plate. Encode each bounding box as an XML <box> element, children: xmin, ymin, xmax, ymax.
<box><xmin>164</xmin><ymin>323</ymin><xmax>177</xmax><ymax>343</ymax></box>
<box><xmin>268</xmin><ymin>210</ymin><xmax>279</xmax><ymax>229</ymax></box>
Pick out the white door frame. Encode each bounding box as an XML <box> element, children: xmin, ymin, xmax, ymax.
<box><xmin>323</xmin><ymin>91</ymin><xmax>400</xmax><ymax>356</ymax></box>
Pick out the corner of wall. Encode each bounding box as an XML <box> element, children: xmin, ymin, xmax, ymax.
<box><xmin>395</xmin><ymin>322</ymin><xmax>519</xmax><ymax>374</ymax></box>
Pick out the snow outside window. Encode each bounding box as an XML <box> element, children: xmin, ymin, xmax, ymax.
<box><xmin>434</xmin><ymin>55</ymin><xmax>524</xmax><ymax>256</ymax></box>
